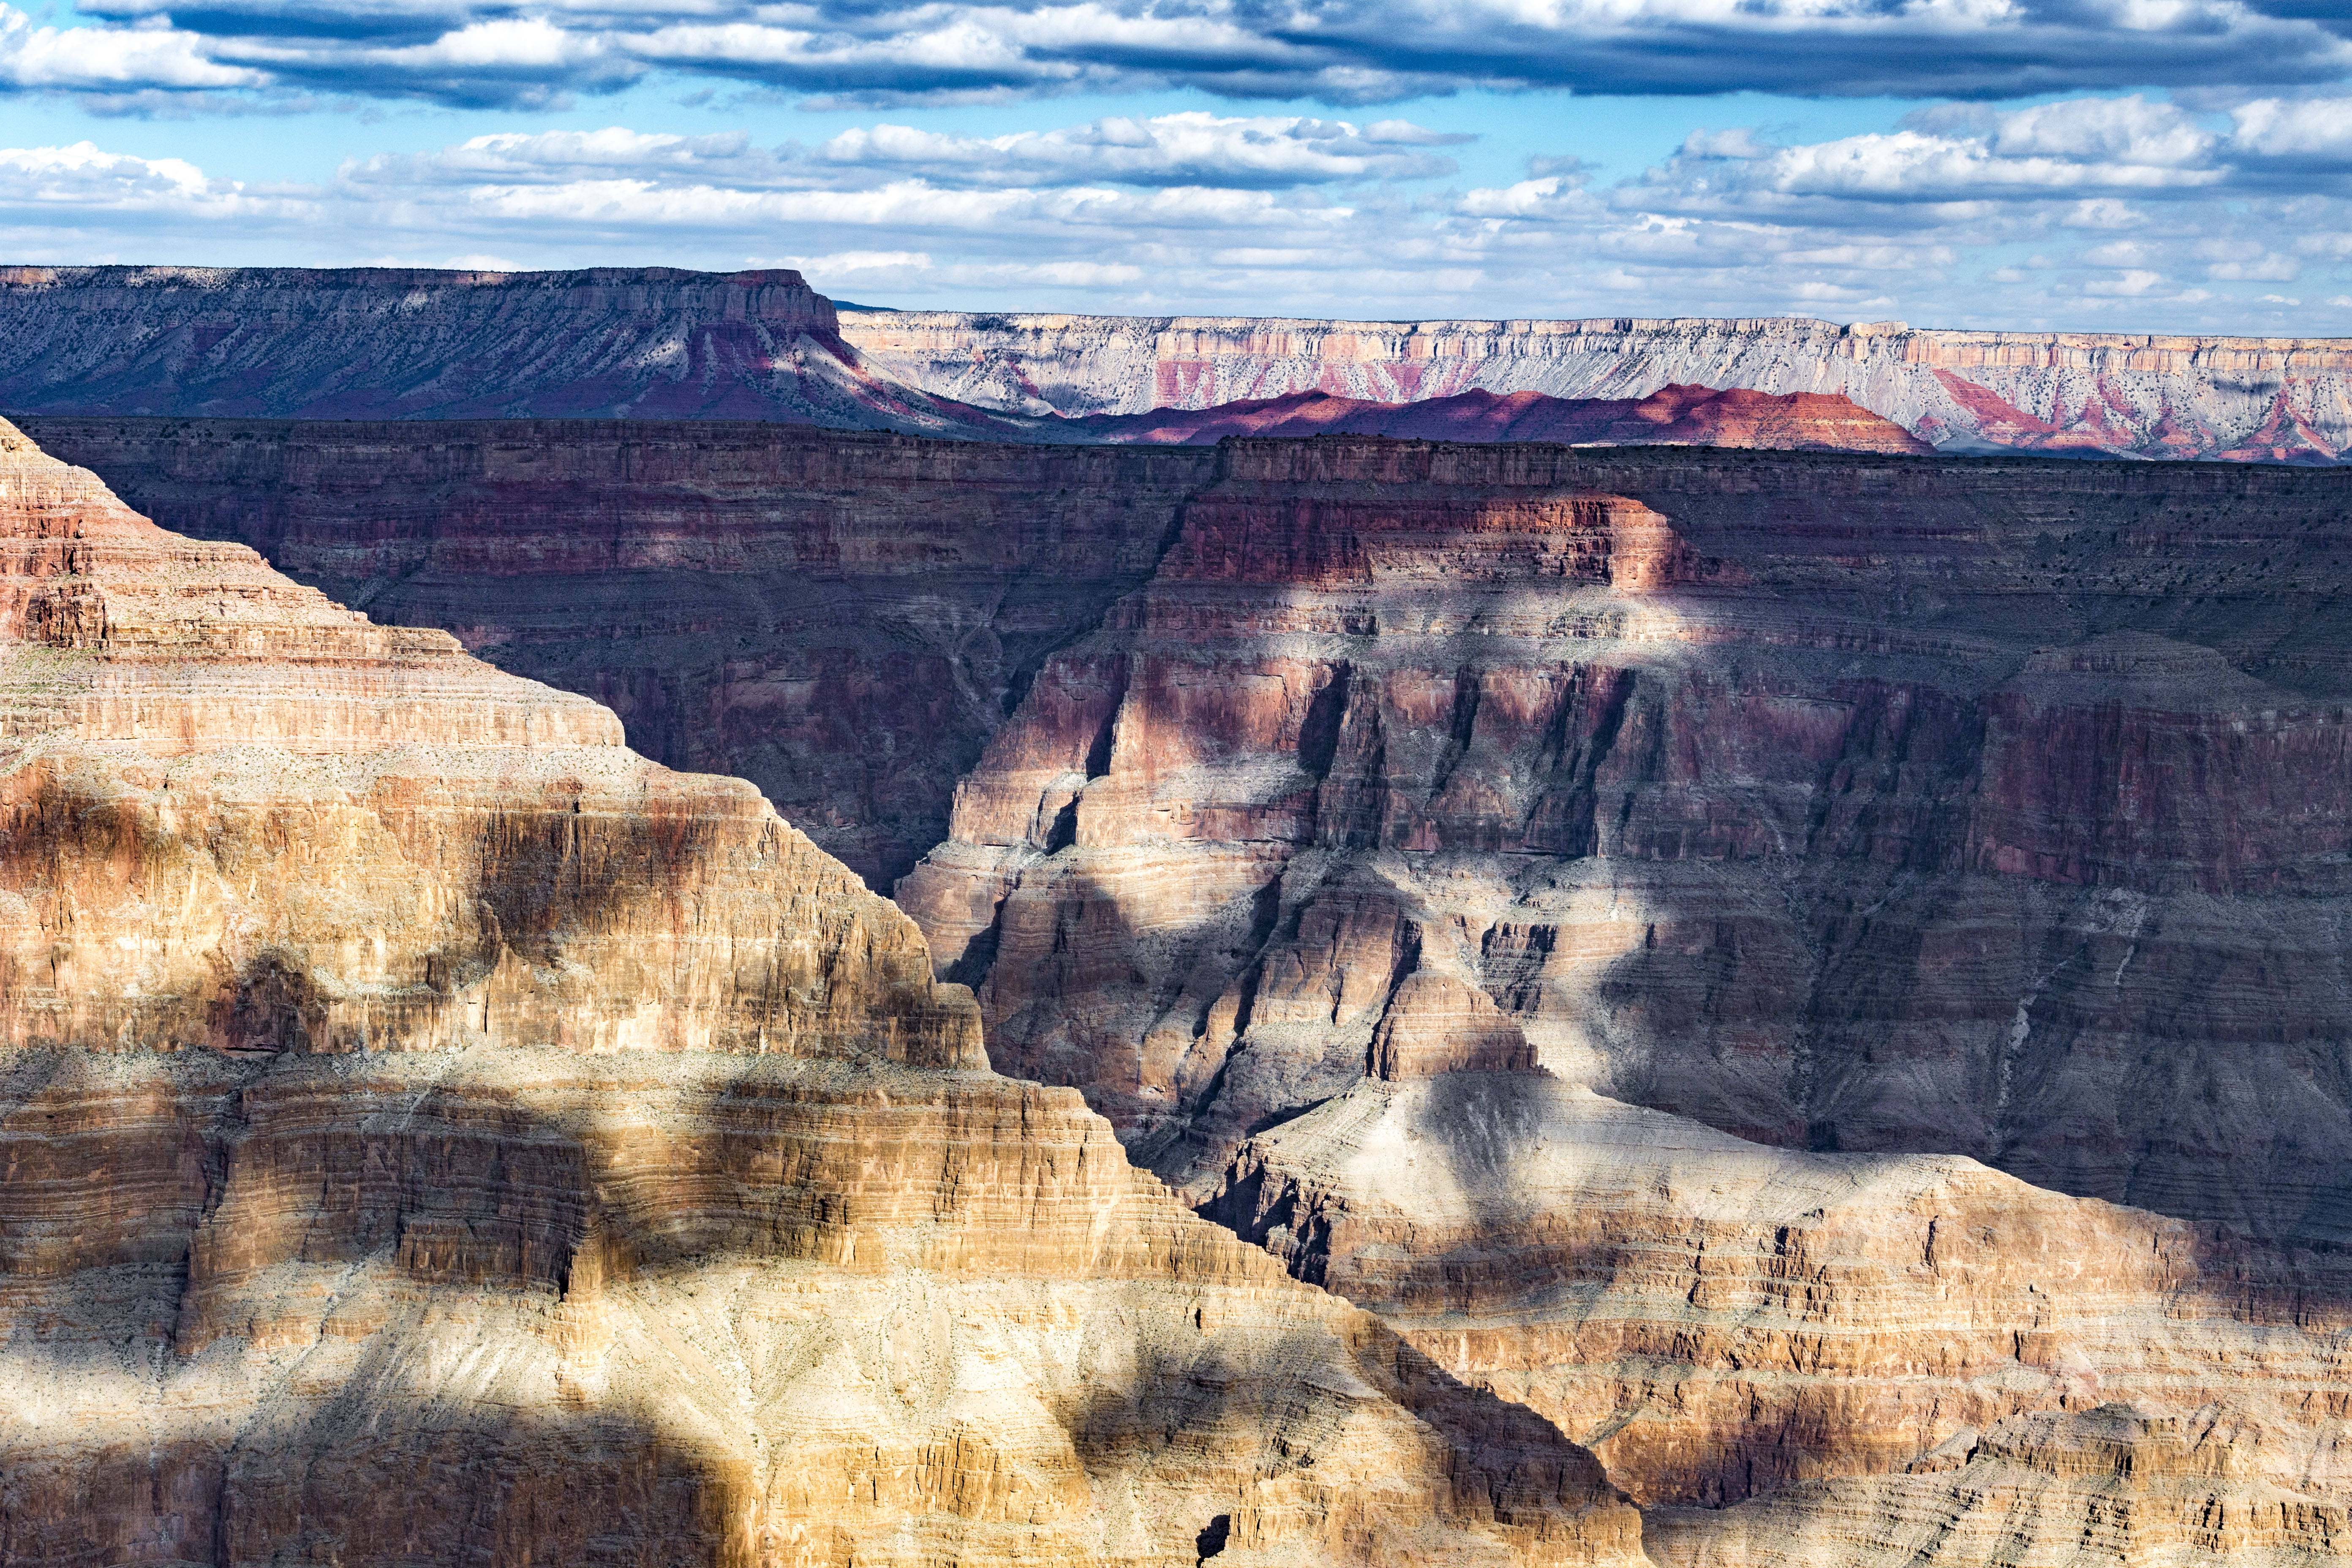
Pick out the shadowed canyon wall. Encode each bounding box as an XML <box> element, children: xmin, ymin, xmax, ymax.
<box><xmin>0</xmin><ymin>418</ymin><xmax>1647</xmax><ymax>1567</ymax></box>
<box><xmin>21</xmin><ymin>416</ymin><xmax>1219</xmax><ymax>888</ymax></box>
<box><xmin>20</xmin><ymin>415</ymin><xmax>2352</xmax><ymax>1565</ymax></box>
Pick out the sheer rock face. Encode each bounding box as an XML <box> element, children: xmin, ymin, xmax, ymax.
<box><xmin>886</xmin><ymin>436</ymin><xmax>2352</xmax><ymax>1540</ymax></box>
<box><xmin>0</xmin><ymin>420</ymin><xmax>1646</xmax><ymax>1568</ymax></box>
<box><xmin>838</xmin><ymin>310</ymin><xmax>2352</xmax><ymax>460</ymax></box>
<box><xmin>0</xmin><ymin>416</ymin><xmax>979</xmax><ymax>1067</ymax></box>
<box><xmin>898</xmin><ymin>439</ymin><xmax>2352</xmax><ymax>1242</ymax></box>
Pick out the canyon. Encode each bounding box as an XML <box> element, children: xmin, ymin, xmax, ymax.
<box><xmin>21</xmin><ymin>413</ymin><xmax>2352</xmax><ymax>1562</ymax></box>
<box><xmin>0</xmin><ymin>416</ymin><xmax>1649</xmax><ymax>1566</ymax></box>
<box><xmin>2</xmin><ymin>267</ymin><xmax>2349</xmax><ymax>461</ymax></box>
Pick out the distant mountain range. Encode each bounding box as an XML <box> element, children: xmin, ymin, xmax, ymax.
<box><xmin>0</xmin><ymin>265</ymin><xmax>2341</xmax><ymax>460</ymax></box>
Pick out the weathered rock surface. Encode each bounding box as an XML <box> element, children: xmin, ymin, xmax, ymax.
<box><xmin>19</xmin><ymin>416</ymin><xmax>1217</xmax><ymax>889</ymax></box>
<box><xmin>1049</xmin><ymin>385</ymin><xmax>1933</xmax><ymax>454</ymax></box>
<box><xmin>1204</xmin><ymin>1073</ymin><xmax>2352</xmax><ymax>1518</ymax></box>
<box><xmin>898</xmin><ymin>439</ymin><xmax>2352</xmax><ymax>1246</ymax></box>
<box><xmin>841</xmin><ymin>308</ymin><xmax>2352</xmax><ymax>460</ymax></box>
<box><xmin>1646</xmin><ymin>1405</ymin><xmax>2352</xmax><ymax>1565</ymax></box>
<box><xmin>25</xmin><ymin>414</ymin><xmax>2352</xmax><ymax>1563</ymax></box>
<box><xmin>0</xmin><ymin>418</ymin><xmax>1647</xmax><ymax>1568</ymax></box>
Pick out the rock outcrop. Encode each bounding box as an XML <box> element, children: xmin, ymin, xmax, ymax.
<box><xmin>1204</xmin><ymin>1073</ymin><xmax>2352</xmax><ymax>1524</ymax></box>
<box><xmin>1047</xmin><ymin>385</ymin><xmax>1933</xmax><ymax>454</ymax></box>
<box><xmin>0</xmin><ymin>417</ymin><xmax>1648</xmax><ymax>1567</ymax></box>
<box><xmin>840</xmin><ymin>308</ymin><xmax>2352</xmax><ymax>461</ymax></box>
<box><xmin>1647</xmin><ymin>1405</ymin><xmax>2352</xmax><ymax>1565</ymax></box>
<box><xmin>896</xmin><ymin>437</ymin><xmax>2352</xmax><ymax>1252</ymax></box>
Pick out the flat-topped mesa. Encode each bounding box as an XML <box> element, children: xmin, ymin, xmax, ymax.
<box><xmin>838</xmin><ymin>308</ymin><xmax>2352</xmax><ymax>460</ymax></box>
<box><xmin>0</xmin><ymin>265</ymin><xmax>1021</xmax><ymax>436</ymax></box>
<box><xmin>0</xmin><ymin>418</ymin><xmax>1645</xmax><ymax>1568</ymax></box>
<box><xmin>0</xmin><ymin>416</ymin><xmax>978</xmax><ymax>1064</ymax></box>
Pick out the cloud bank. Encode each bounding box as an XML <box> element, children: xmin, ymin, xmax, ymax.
<box><xmin>20</xmin><ymin>0</ymin><xmax>2352</xmax><ymax>110</ymax></box>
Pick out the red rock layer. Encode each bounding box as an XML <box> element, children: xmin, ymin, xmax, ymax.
<box><xmin>1055</xmin><ymin>385</ymin><xmax>1934</xmax><ymax>454</ymax></box>
<box><xmin>0</xmin><ymin>418</ymin><xmax>1646</xmax><ymax>1568</ymax></box>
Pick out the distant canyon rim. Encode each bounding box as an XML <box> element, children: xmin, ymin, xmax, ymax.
<box><xmin>4</xmin><ymin>265</ymin><xmax>2352</xmax><ymax>1568</ymax></box>
<box><xmin>0</xmin><ymin>265</ymin><xmax>2347</xmax><ymax>461</ymax></box>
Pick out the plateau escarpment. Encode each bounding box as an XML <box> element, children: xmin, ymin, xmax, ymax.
<box><xmin>0</xmin><ymin>419</ymin><xmax>1645</xmax><ymax>1568</ymax></box>
<box><xmin>0</xmin><ymin>265</ymin><xmax>1025</xmax><ymax>437</ymax></box>
<box><xmin>5</xmin><ymin>266</ymin><xmax>2347</xmax><ymax>462</ymax></box>
<box><xmin>841</xmin><ymin>308</ymin><xmax>2352</xmax><ymax>461</ymax></box>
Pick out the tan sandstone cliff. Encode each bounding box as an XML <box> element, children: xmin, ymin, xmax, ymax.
<box><xmin>0</xmin><ymin>417</ymin><xmax>1646</xmax><ymax>1568</ymax></box>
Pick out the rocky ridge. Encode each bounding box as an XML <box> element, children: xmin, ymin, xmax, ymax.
<box><xmin>0</xmin><ymin>417</ymin><xmax>1645</xmax><ymax>1567</ymax></box>
<box><xmin>840</xmin><ymin>308</ymin><xmax>2352</xmax><ymax>461</ymax></box>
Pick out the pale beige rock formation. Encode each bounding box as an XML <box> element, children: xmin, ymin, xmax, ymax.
<box><xmin>1206</xmin><ymin>1073</ymin><xmax>2352</xmax><ymax>1522</ymax></box>
<box><xmin>0</xmin><ymin>417</ymin><xmax>1645</xmax><ymax>1567</ymax></box>
<box><xmin>1646</xmin><ymin>1406</ymin><xmax>2352</xmax><ymax>1566</ymax></box>
<box><xmin>839</xmin><ymin>309</ymin><xmax>2352</xmax><ymax>459</ymax></box>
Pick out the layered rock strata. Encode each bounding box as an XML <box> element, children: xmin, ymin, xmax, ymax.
<box><xmin>20</xmin><ymin>416</ymin><xmax>1219</xmax><ymax>889</ymax></box>
<box><xmin>4</xmin><ymin>266</ymin><xmax>2346</xmax><ymax>460</ymax></box>
<box><xmin>0</xmin><ymin>418</ymin><xmax>1646</xmax><ymax>1568</ymax></box>
<box><xmin>1645</xmin><ymin>1406</ymin><xmax>2352</xmax><ymax>1566</ymax></box>
<box><xmin>886</xmin><ymin>433</ymin><xmax>2352</xmax><ymax>1543</ymax></box>
<box><xmin>841</xmin><ymin>308</ymin><xmax>2352</xmax><ymax>460</ymax></box>
<box><xmin>1205</xmin><ymin>1074</ymin><xmax>2352</xmax><ymax>1522</ymax></box>
<box><xmin>27</xmin><ymin>415</ymin><xmax>2352</xmax><ymax>1559</ymax></box>
<box><xmin>900</xmin><ymin>438</ymin><xmax>2352</xmax><ymax>1244</ymax></box>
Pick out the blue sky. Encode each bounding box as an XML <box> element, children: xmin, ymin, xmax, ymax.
<box><xmin>0</xmin><ymin>0</ymin><xmax>2347</xmax><ymax>331</ymax></box>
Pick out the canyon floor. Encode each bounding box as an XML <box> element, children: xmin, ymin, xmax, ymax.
<box><xmin>8</xmin><ymin>413</ymin><xmax>2349</xmax><ymax>1565</ymax></box>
